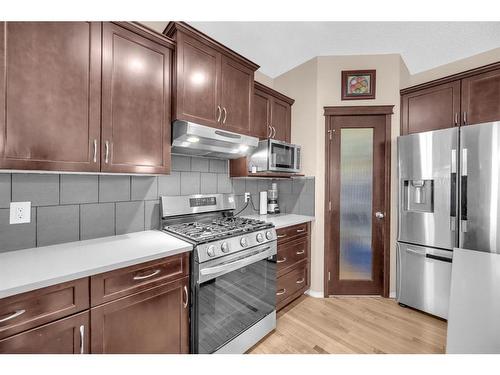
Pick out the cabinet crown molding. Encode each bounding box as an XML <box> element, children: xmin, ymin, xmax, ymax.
<box><xmin>255</xmin><ymin>81</ymin><xmax>295</xmax><ymax>105</ymax></box>
<box><xmin>163</xmin><ymin>21</ymin><xmax>259</xmax><ymax>71</ymax></box>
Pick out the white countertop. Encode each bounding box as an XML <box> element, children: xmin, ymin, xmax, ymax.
<box><xmin>0</xmin><ymin>230</ymin><xmax>192</xmax><ymax>299</ymax></box>
<box><xmin>242</xmin><ymin>213</ymin><xmax>314</xmax><ymax>229</ymax></box>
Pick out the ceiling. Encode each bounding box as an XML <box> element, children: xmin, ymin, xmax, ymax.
<box><xmin>143</xmin><ymin>22</ymin><xmax>500</xmax><ymax>78</ymax></box>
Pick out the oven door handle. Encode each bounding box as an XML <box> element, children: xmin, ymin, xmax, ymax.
<box><xmin>199</xmin><ymin>246</ymin><xmax>275</xmax><ymax>280</ymax></box>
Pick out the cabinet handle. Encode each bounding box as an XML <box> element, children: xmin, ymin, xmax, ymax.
<box><xmin>216</xmin><ymin>105</ymin><xmax>222</xmax><ymax>123</ymax></box>
<box><xmin>296</xmin><ymin>250</ymin><xmax>305</xmax><ymax>255</ymax></box>
<box><xmin>463</xmin><ymin>111</ymin><xmax>467</xmax><ymax>125</ymax></box>
<box><xmin>93</xmin><ymin>139</ymin><xmax>97</xmax><ymax>163</ymax></box>
<box><xmin>276</xmin><ymin>257</ymin><xmax>287</xmax><ymax>263</ymax></box>
<box><xmin>183</xmin><ymin>285</ymin><xmax>188</xmax><ymax>308</ymax></box>
<box><xmin>296</xmin><ymin>278</ymin><xmax>305</xmax><ymax>284</ymax></box>
<box><xmin>267</xmin><ymin>125</ymin><xmax>272</xmax><ymax>138</ymax></box>
<box><xmin>276</xmin><ymin>288</ymin><xmax>287</xmax><ymax>296</ymax></box>
<box><xmin>296</xmin><ymin>228</ymin><xmax>306</xmax><ymax>233</ymax></box>
<box><xmin>454</xmin><ymin>113</ymin><xmax>459</xmax><ymax>126</ymax></box>
<box><xmin>0</xmin><ymin>309</ymin><xmax>26</xmax><ymax>323</ymax></box>
<box><xmin>79</xmin><ymin>325</ymin><xmax>85</xmax><ymax>354</ymax></box>
<box><xmin>104</xmin><ymin>141</ymin><xmax>110</xmax><ymax>164</ymax></box>
<box><xmin>272</xmin><ymin>126</ymin><xmax>276</xmax><ymax>138</ymax></box>
<box><xmin>277</xmin><ymin>234</ymin><xmax>287</xmax><ymax>239</ymax></box>
<box><xmin>133</xmin><ymin>269</ymin><xmax>161</xmax><ymax>281</ymax></box>
<box><xmin>222</xmin><ymin>107</ymin><xmax>227</xmax><ymax>124</ymax></box>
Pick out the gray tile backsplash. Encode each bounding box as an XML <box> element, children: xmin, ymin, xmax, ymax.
<box><xmin>0</xmin><ymin>155</ymin><xmax>314</xmax><ymax>253</ymax></box>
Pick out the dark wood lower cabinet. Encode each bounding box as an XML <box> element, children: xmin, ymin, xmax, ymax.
<box><xmin>0</xmin><ymin>311</ymin><xmax>89</xmax><ymax>354</ymax></box>
<box><xmin>275</xmin><ymin>223</ymin><xmax>311</xmax><ymax>311</ymax></box>
<box><xmin>90</xmin><ymin>276</ymin><xmax>189</xmax><ymax>354</ymax></box>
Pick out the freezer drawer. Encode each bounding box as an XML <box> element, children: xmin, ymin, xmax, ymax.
<box><xmin>398</xmin><ymin>128</ymin><xmax>458</xmax><ymax>250</ymax></box>
<box><xmin>396</xmin><ymin>242</ymin><xmax>452</xmax><ymax>319</ymax></box>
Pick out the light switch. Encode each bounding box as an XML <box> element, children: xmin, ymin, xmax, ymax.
<box><xmin>10</xmin><ymin>201</ymin><xmax>31</xmax><ymax>224</ymax></box>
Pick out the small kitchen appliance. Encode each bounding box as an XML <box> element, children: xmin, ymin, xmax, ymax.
<box><xmin>161</xmin><ymin>194</ymin><xmax>277</xmax><ymax>354</ymax></box>
<box><xmin>248</xmin><ymin>139</ymin><xmax>301</xmax><ymax>173</ymax></box>
<box><xmin>267</xmin><ymin>183</ymin><xmax>280</xmax><ymax>214</ymax></box>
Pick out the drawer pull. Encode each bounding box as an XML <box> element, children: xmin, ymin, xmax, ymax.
<box><xmin>276</xmin><ymin>288</ymin><xmax>287</xmax><ymax>296</ymax></box>
<box><xmin>133</xmin><ymin>269</ymin><xmax>161</xmax><ymax>281</ymax></box>
<box><xmin>277</xmin><ymin>234</ymin><xmax>287</xmax><ymax>239</ymax></box>
<box><xmin>276</xmin><ymin>257</ymin><xmax>287</xmax><ymax>263</ymax></box>
<box><xmin>0</xmin><ymin>309</ymin><xmax>26</xmax><ymax>323</ymax></box>
<box><xmin>296</xmin><ymin>250</ymin><xmax>305</xmax><ymax>255</ymax></box>
<box><xmin>296</xmin><ymin>278</ymin><xmax>305</xmax><ymax>284</ymax></box>
<box><xmin>296</xmin><ymin>229</ymin><xmax>306</xmax><ymax>233</ymax></box>
<box><xmin>79</xmin><ymin>325</ymin><xmax>85</xmax><ymax>354</ymax></box>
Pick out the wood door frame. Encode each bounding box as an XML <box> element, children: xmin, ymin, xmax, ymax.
<box><xmin>323</xmin><ymin>105</ymin><xmax>393</xmax><ymax>298</ymax></box>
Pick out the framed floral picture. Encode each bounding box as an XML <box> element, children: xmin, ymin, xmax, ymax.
<box><xmin>341</xmin><ymin>70</ymin><xmax>376</xmax><ymax>100</ymax></box>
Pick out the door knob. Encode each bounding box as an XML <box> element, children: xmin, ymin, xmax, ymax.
<box><xmin>375</xmin><ymin>212</ymin><xmax>385</xmax><ymax>219</ymax></box>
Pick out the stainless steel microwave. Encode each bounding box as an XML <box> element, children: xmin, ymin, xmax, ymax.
<box><xmin>248</xmin><ymin>139</ymin><xmax>301</xmax><ymax>173</ymax></box>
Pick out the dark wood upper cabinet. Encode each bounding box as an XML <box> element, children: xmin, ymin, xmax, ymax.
<box><xmin>461</xmin><ymin>68</ymin><xmax>500</xmax><ymax>126</ymax></box>
<box><xmin>0</xmin><ymin>311</ymin><xmax>89</xmax><ymax>354</ymax></box>
<box><xmin>174</xmin><ymin>32</ymin><xmax>220</xmax><ymax>127</ymax></box>
<box><xmin>253</xmin><ymin>89</ymin><xmax>272</xmax><ymax>139</ymax></box>
<box><xmin>271</xmin><ymin>98</ymin><xmax>292</xmax><ymax>142</ymax></box>
<box><xmin>401</xmin><ymin>62</ymin><xmax>500</xmax><ymax>135</ymax></box>
<box><xmin>401</xmin><ymin>81</ymin><xmax>461</xmax><ymax>135</ymax></box>
<box><xmin>90</xmin><ymin>277</ymin><xmax>189</xmax><ymax>354</ymax></box>
<box><xmin>0</xmin><ymin>22</ymin><xmax>102</xmax><ymax>172</ymax></box>
<box><xmin>101</xmin><ymin>22</ymin><xmax>173</xmax><ymax>174</ymax></box>
<box><xmin>220</xmin><ymin>55</ymin><xmax>253</xmax><ymax>134</ymax></box>
<box><xmin>253</xmin><ymin>82</ymin><xmax>294</xmax><ymax>142</ymax></box>
<box><xmin>165</xmin><ymin>22</ymin><xmax>258</xmax><ymax>134</ymax></box>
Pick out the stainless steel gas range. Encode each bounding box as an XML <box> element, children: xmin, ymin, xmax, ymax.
<box><xmin>161</xmin><ymin>194</ymin><xmax>277</xmax><ymax>354</ymax></box>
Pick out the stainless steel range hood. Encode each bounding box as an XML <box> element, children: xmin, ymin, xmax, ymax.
<box><xmin>171</xmin><ymin>120</ymin><xmax>259</xmax><ymax>159</ymax></box>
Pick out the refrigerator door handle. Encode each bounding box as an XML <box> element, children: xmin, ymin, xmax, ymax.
<box><xmin>461</xmin><ymin>148</ymin><xmax>468</xmax><ymax>232</ymax></box>
<box><xmin>450</xmin><ymin>149</ymin><xmax>457</xmax><ymax>231</ymax></box>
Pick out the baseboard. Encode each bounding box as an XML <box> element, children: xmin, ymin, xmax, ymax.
<box><xmin>305</xmin><ymin>289</ymin><xmax>323</xmax><ymax>298</ymax></box>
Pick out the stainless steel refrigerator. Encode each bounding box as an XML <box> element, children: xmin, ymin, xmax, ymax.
<box><xmin>397</xmin><ymin>121</ymin><xmax>500</xmax><ymax>319</ymax></box>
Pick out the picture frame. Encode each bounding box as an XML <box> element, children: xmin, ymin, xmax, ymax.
<box><xmin>341</xmin><ymin>70</ymin><xmax>376</xmax><ymax>100</ymax></box>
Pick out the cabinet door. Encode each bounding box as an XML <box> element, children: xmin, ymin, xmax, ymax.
<box><xmin>462</xmin><ymin>68</ymin><xmax>500</xmax><ymax>125</ymax></box>
<box><xmin>90</xmin><ymin>277</ymin><xmax>189</xmax><ymax>354</ymax></box>
<box><xmin>175</xmin><ymin>33</ymin><xmax>221</xmax><ymax>127</ymax></box>
<box><xmin>101</xmin><ymin>23</ymin><xmax>171</xmax><ymax>174</ymax></box>
<box><xmin>0</xmin><ymin>22</ymin><xmax>101</xmax><ymax>172</ymax></box>
<box><xmin>271</xmin><ymin>98</ymin><xmax>291</xmax><ymax>142</ymax></box>
<box><xmin>220</xmin><ymin>54</ymin><xmax>254</xmax><ymax>134</ymax></box>
<box><xmin>253</xmin><ymin>88</ymin><xmax>272</xmax><ymax>139</ymax></box>
<box><xmin>0</xmin><ymin>311</ymin><xmax>89</xmax><ymax>354</ymax></box>
<box><xmin>401</xmin><ymin>81</ymin><xmax>461</xmax><ymax>135</ymax></box>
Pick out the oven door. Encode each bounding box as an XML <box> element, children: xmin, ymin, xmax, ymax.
<box><xmin>192</xmin><ymin>242</ymin><xmax>277</xmax><ymax>354</ymax></box>
<box><xmin>268</xmin><ymin>140</ymin><xmax>300</xmax><ymax>173</ymax></box>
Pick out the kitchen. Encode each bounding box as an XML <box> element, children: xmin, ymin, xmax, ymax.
<box><xmin>1</xmin><ymin>1</ymin><xmax>500</xmax><ymax>372</ymax></box>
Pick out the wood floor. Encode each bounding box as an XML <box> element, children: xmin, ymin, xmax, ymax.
<box><xmin>249</xmin><ymin>296</ymin><xmax>447</xmax><ymax>354</ymax></box>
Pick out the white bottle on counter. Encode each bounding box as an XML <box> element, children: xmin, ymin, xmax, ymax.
<box><xmin>259</xmin><ymin>191</ymin><xmax>268</xmax><ymax>215</ymax></box>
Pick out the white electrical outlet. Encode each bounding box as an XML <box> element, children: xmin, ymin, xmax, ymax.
<box><xmin>244</xmin><ymin>192</ymin><xmax>251</xmax><ymax>203</ymax></box>
<box><xmin>9</xmin><ymin>201</ymin><xmax>31</xmax><ymax>224</ymax></box>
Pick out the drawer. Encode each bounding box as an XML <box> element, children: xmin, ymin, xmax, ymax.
<box><xmin>0</xmin><ymin>278</ymin><xmax>89</xmax><ymax>340</ymax></box>
<box><xmin>276</xmin><ymin>263</ymin><xmax>308</xmax><ymax>305</ymax></box>
<box><xmin>91</xmin><ymin>253</ymin><xmax>189</xmax><ymax>306</ymax></box>
<box><xmin>276</xmin><ymin>223</ymin><xmax>308</xmax><ymax>244</ymax></box>
<box><xmin>277</xmin><ymin>237</ymin><xmax>308</xmax><ymax>276</ymax></box>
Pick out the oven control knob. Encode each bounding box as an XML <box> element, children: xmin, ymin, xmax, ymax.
<box><xmin>207</xmin><ymin>245</ymin><xmax>216</xmax><ymax>257</ymax></box>
<box><xmin>256</xmin><ymin>233</ymin><xmax>264</xmax><ymax>243</ymax></box>
<box><xmin>221</xmin><ymin>242</ymin><xmax>229</xmax><ymax>253</ymax></box>
<box><xmin>240</xmin><ymin>237</ymin><xmax>248</xmax><ymax>247</ymax></box>
<box><xmin>265</xmin><ymin>231</ymin><xmax>273</xmax><ymax>240</ymax></box>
